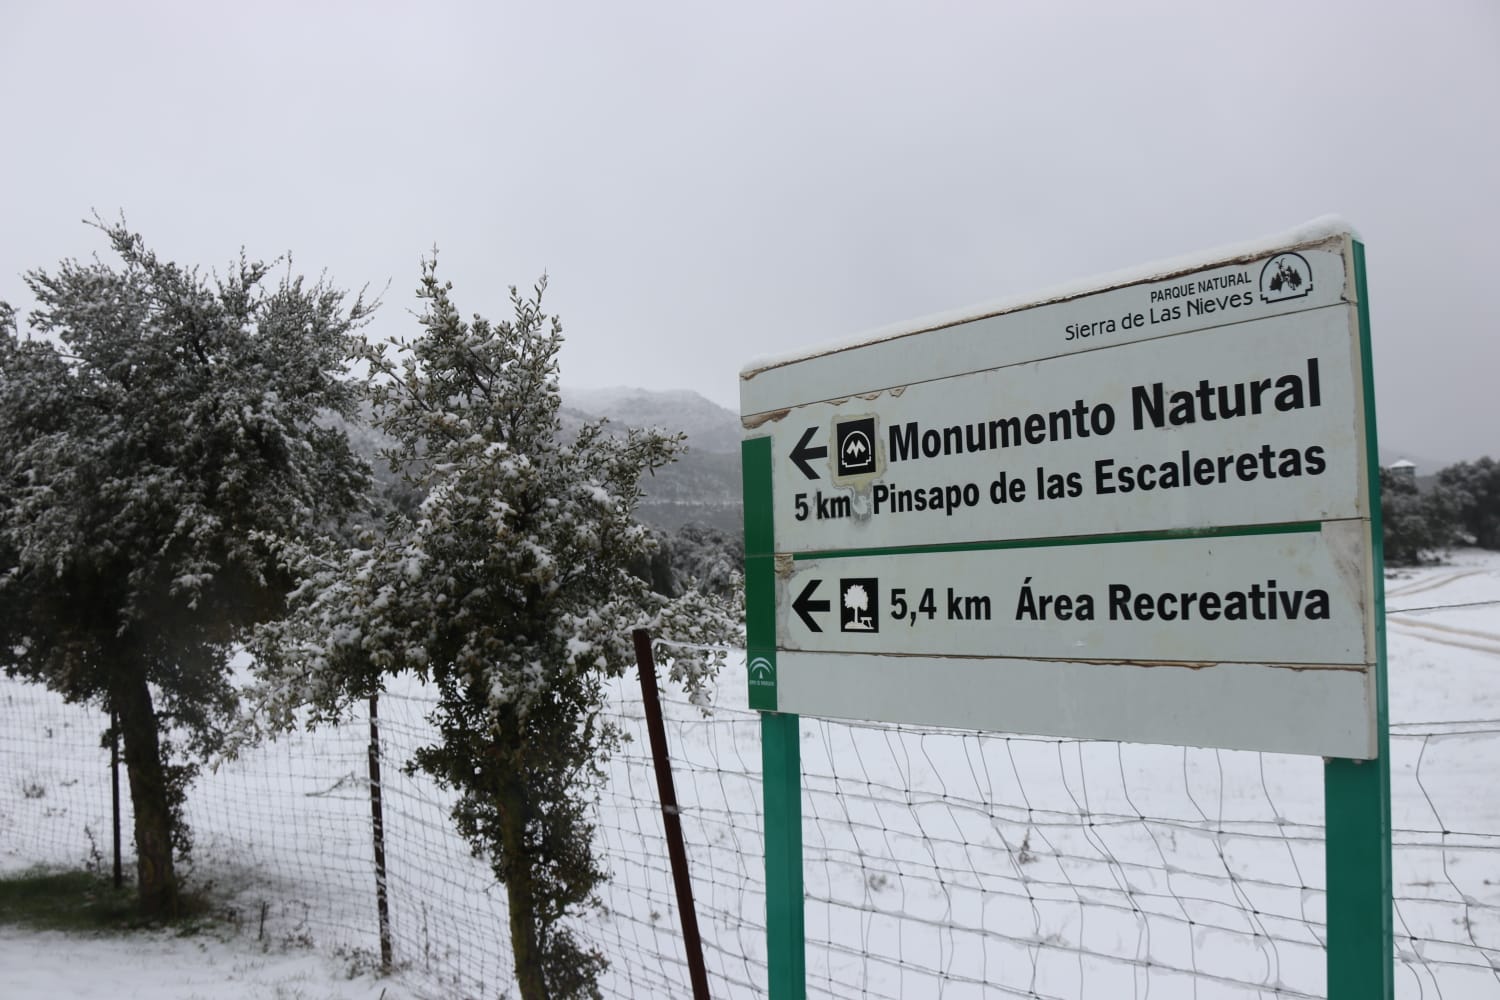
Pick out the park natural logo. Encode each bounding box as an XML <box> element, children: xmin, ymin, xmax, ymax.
<box><xmin>835</xmin><ymin>417</ymin><xmax>877</xmax><ymax>477</ymax></box>
<box><xmin>1259</xmin><ymin>252</ymin><xmax>1313</xmax><ymax>304</ymax></box>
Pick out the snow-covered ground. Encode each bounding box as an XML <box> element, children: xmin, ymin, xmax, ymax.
<box><xmin>0</xmin><ymin>924</ymin><xmax>399</xmax><ymax>1000</ymax></box>
<box><xmin>3</xmin><ymin>550</ymin><xmax>1499</xmax><ymax>998</ymax></box>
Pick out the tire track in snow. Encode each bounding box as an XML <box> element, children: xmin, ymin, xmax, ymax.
<box><xmin>1387</xmin><ymin>569</ymin><xmax>1488</xmax><ymax>600</ymax></box>
<box><xmin>1389</xmin><ymin>620</ymin><xmax>1500</xmax><ymax>658</ymax></box>
<box><xmin>1389</xmin><ymin>617</ymin><xmax>1500</xmax><ymax>647</ymax></box>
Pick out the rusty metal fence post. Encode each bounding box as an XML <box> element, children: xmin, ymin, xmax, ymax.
<box><xmin>632</xmin><ymin>628</ymin><xmax>712</xmax><ymax>1000</ymax></box>
<box><xmin>368</xmin><ymin>692</ymin><xmax>393</xmax><ymax>972</ymax></box>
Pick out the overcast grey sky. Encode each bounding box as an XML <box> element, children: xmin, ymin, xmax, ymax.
<box><xmin>3</xmin><ymin>2</ymin><xmax>1496</xmax><ymax>463</ymax></box>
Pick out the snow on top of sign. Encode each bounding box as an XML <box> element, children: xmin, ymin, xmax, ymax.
<box><xmin>740</xmin><ymin>215</ymin><xmax>1357</xmax><ymax>382</ymax></box>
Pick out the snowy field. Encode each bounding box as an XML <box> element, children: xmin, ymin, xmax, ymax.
<box><xmin>3</xmin><ymin>550</ymin><xmax>1499</xmax><ymax>998</ymax></box>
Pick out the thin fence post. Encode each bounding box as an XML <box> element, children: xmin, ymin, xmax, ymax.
<box><xmin>367</xmin><ymin>692</ymin><xmax>393</xmax><ymax>973</ymax></box>
<box><xmin>632</xmin><ymin>628</ymin><xmax>712</xmax><ymax>1000</ymax></box>
<box><xmin>110</xmin><ymin>708</ymin><xmax>122</xmax><ymax>889</ymax></box>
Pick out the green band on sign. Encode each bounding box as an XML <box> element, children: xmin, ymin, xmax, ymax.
<box><xmin>790</xmin><ymin>518</ymin><xmax>1325</xmax><ymax>562</ymax></box>
<box><xmin>742</xmin><ymin>436</ymin><xmax>777</xmax><ymax>711</ymax></box>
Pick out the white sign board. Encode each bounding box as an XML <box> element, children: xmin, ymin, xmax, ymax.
<box><xmin>741</xmin><ymin>221</ymin><xmax>1380</xmax><ymax>758</ymax></box>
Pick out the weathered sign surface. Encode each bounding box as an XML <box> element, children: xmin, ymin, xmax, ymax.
<box><xmin>741</xmin><ymin>221</ymin><xmax>1380</xmax><ymax>757</ymax></box>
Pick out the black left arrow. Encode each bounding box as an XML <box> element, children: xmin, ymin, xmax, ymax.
<box><xmin>793</xmin><ymin>578</ymin><xmax>830</xmax><ymax>633</ymax></box>
<box><xmin>791</xmin><ymin>426</ymin><xmax>827</xmax><ymax>481</ymax></box>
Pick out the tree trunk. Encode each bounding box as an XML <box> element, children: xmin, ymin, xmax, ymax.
<box><xmin>497</xmin><ymin>773</ymin><xmax>548</xmax><ymax>1000</ymax></box>
<box><xmin>115</xmin><ymin>663</ymin><xmax>180</xmax><ymax>918</ymax></box>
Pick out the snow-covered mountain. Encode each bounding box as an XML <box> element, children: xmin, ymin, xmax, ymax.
<box><xmin>562</xmin><ymin>387</ymin><xmax>741</xmax><ymax>455</ymax></box>
<box><xmin>561</xmin><ymin>386</ymin><xmax>742</xmax><ymax>532</ymax></box>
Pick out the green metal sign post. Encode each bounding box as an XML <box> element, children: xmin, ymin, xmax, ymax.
<box><xmin>1324</xmin><ymin>240</ymin><xmax>1393</xmax><ymax>999</ymax></box>
<box><xmin>744</xmin><ymin>434</ymin><xmax>808</xmax><ymax>1000</ymax></box>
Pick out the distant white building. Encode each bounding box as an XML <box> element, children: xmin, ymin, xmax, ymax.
<box><xmin>1387</xmin><ymin>458</ymin><xmax>1417</xmax><ymax>480</ymax></box>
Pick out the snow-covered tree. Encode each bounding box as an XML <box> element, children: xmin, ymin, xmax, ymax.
<box><xmin>0</xmin><ymin>221</ymin><xmax>372</xmax><ymax>916</ymax></box>
<box><xmin>663</xmin><ymin>521</ymin><xmax>744</xmax><ymax>601</ymax></box>
<box><xmin>1381</xmin><ymin>469</ymin><xmax>1441</xmax><ymax>565</ymax></box>
<box><xmin>247</xmin><ymin>261</ymin><xmax>738</xmax><ymax>999</ymax></box>
<box><xmin>1437</xmin><ymin>457</ymin><xmax>1500</xmax><ymax>550</ymax></box>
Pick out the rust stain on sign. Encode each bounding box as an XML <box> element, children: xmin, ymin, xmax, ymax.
<box><xmin>741</xmin><ymin>407</ymin><xmax>790</xmax><ymax>430</ymax></box>
<box><xmin>831</xmin><ymin>651</ymin><xmax>1370</xmax><ymax>673</ymax></box>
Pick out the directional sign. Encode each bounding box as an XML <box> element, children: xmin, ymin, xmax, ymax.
<box><xmin>759</xmin><ymin>305</ymin><xmax>1365</xmax><ymax>555</ymax></box>
<box><xmin>740</xmin><ymin>221</ymin><xmax>1382</xmax><ymax>758</ymax></box>
<box><xmin>781</xmin><ymin>523</ymin><xmax>1370</xmax><ymax>665</ymax></box>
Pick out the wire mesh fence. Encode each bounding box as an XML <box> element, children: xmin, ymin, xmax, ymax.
<box><xmin>3</xmin><ymin>630</ymin><xmax>1499</xmax><ymax>998</ymax></box>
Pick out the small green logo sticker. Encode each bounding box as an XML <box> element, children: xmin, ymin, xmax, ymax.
<box><xmin>748</xmin><ymin>656</ymin><xmax>775</xmax><ymax>685</ymax></box>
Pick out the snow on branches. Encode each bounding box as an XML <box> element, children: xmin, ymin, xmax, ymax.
<box><xmin>0</xmin><ymin>218</ymin><xmax>374</xmax><ymax>915</ymax></box>
<box><xmin>246</xmin><ymin>258</ymin><xmax>740</xmax><ymax>999</ymax></box>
